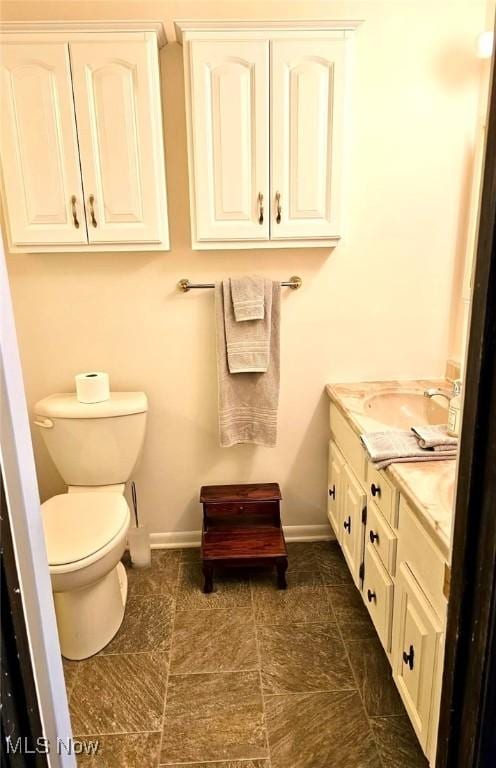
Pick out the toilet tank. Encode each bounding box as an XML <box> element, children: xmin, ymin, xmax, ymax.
<box><xmin>34</xmin><ymin>392</ymin><xmax>148</xmax><ymax>487</ymax></box>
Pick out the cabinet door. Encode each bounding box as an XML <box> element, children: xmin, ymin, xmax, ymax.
<box><xmin>341</xmin><ymin>463</ymin><xmax>366</xmax><ymax>587</ymax></box>
<box><xmin>393</xmin><ymin>563</ymin><xmax>443</xmax><ymax>754</ymax></box>
<box><xmin>270</xmin><ymin>38</ymin><xmax>346</xmax><ymax>240</ymax></box>
<box><xmin>188</xmin><ymin>40</ymin><xmax>269</xmax><ymax>242</ymax></box>
<box><xmin>363</xmin><ymin>543</ymin><xmax>394</xmax><ymax>654</ymax></box>
<box><xmin>69</xmin><ymin>38</ymin><xmax>168</xmax><ymax>246</ymax></box>
<box><xmin>0</xmin><ymin>43</ymin><xmax>87</xmax><ymax>246</ymax></box>
<box><xmin>328</xmin><ymin>441</ymin><xmax>345</xmax><ymax>543</ymax></box>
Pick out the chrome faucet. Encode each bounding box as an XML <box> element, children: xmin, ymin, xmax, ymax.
<box><xmin>423</xmin><ymin>388</ymin><xmax>451</xmax><ymax>403</ymax></box>
<box><xmin>424</xmin><ymin>380</ymin><xmax>461</xmax><ymax>402</ymax></box>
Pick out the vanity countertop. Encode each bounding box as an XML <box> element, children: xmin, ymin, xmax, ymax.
<box><xmin>326</xmin><ymin>379</ymin><xmax>455</xmax><ymax>559</ymax></box>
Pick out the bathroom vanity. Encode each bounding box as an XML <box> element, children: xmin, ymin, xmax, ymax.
<box><xmin>326</xmin><ymin>380</ymin><xmax>455</xmax><ymax>765</ymax></box>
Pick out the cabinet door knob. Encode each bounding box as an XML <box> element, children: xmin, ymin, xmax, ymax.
<box><xmin>369</xmin><ymin>530</ymin><xmax>379</xmax><ymax>544</ymax></box>
<box><xmin>370</xmin><ymin>483</ymin><xmax>381</xmax><ymax>498</ymax></box>
<box><xmin>71</xmin><ymin>195</ymin><xmax>79</xmax><ymax>228</ymax></box>
<box><xmin>258</xmin><ymin>192</ymin><xmax>264</xmax><ymax>225</ymax></box>
<box><xmin>328</xmin><ymin>485</ymin><xmax>336</xmax><ymax>499</ymax></box>
<box><xmin>275</xmin><ymin>191</ymin><xmax>282</xmax><ymax>224</ymax></box>
<box><xmin>367</xmin><ymin>588</ymin><xmax>376</xmax><ymax>603</ymax></box>
<box><xmin>403</xmin><ymin>645</ymin><xmax>415</xmax><ymax>670</ymax></box>
<box><xmin>88</xmin><ymin>195</ymin><xmax>98</xmax><ymax>228</ymax></box>
<box><xmin>343</xmin><ymin>516</ymin><xmax>351</xmax><ymax>533</ymax></box>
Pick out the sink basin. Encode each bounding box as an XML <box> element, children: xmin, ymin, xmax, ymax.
<box><xmin>363</xmin><ymin>392</ymin><xmax>448</xmax><ymax>430</ymax></box>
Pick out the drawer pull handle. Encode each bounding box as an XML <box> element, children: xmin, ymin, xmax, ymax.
<box><xmin>343</xmin><ymin>516</ymin><xmax>351</xmax><ymax>533</ymax></box>
<box><xmin>403</xmin><ymin>645</ymin><xmax>415</xmax><ymax>670</ymax></box>
<box><xmin>371</xmin><ymin>483</ymin><xmax>381</xmax><ymax>498</ymax></box>
<box><xmin>367</xmin><ymin>589</ymin><xmax>376</xmax><ymax>603</ymax></box>
<box><xmin>369</xmin><ymin>530</ymin><xmax>379</xmax><ymax>544</ymax></box>
<box><xmin>328</xmin><ymin>485</ymin><xmax>336</xmax><ymax>499</ymax></box>
<box><xmin>258</xmin><ymin>192</ymin><xmax>264</xmax><ymax>225</ymax></box>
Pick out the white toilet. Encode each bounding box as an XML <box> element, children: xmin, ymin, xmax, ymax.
<box><xmin>34</xmin><ymin>391</ymin><xmax>148</xmax><ymax>660</ymax></box>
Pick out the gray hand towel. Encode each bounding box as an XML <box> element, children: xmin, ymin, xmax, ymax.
<box><xmin>411</xmin><ymin>424</ymin><xmax>458</xmax><ymax>450</ymax></box>
<box><xmin>361</xmin><ymin>430</ymin><xmax>457</xmax><ymax>470</ymax></box>
<box><xmin>216</xmin><ymin>281</ymin><xmax>280</xmax><ymax>447</ymax></box>
<box><xmin>230</xmin><ymin>275</ymin><xmax>265</xmax><ymax>321</ymax></box>
<box><xmin>223</xmin><ymin>279</ymin><xmax>272</xmax><ymax>373</ymax></box>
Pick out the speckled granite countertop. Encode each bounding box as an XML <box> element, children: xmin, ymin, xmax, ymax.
<box><xmin>326</xmin><ymin>380</ymin><xmax>456</xmax><ymax>559</ymax></box>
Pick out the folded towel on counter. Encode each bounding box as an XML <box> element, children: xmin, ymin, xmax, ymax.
<box><xmin>223</xmin><ymin>279</ymin><xmax>272</xmax><ymax>373</ymax></box>
<box><xmin>410</xmin><ymin>424</ymin><xmax>458</xmax><ymax>450</ymax></box>
<box><xmin>230</xmin><ymin>276</ymin><xmax>265</xmax><ymax>321</ymax></box>
<box><xmin>215</xmin><ymin>280</ymin><xmax>280</xmax><ymax>447</ymax></box>
<box><xmin>361</xmin><ymin>430</ymin><xmax>457</xmax><ymax>470</ymax></box>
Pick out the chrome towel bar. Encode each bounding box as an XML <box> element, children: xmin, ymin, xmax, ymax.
<box><xmin>178</xmin><ymin>276</ymin><xmax>302</xmax><ymax>292</ymax></box>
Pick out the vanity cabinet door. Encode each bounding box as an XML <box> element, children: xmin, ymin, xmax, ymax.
<box><xmin>363</xmin><ymin>543</ymin><xmax>394</xmax><ymax>654</ymax></box>
<box><xmin>270</xmin><ymin>37</ymin><xmax>345</xmax><ymax>240</ymax></box>
<box><xmin>0</xmin><ymin>43</ymin><xmax>87</xmax><ymax>246</ymax></box>
<box><xmin>393</xmin><ymin>563</ymin><xmax>443</xmax><ymax>755</ymax></box>
<box><xmin>69</xmin><ymin>38</ymin><xmax>169</xmax><ymax>246</ymax></box>
<box><xmin>328</xmin><ymin>441</ymin><xmax>345</xmax><ymax>543</ymax></box>
<box><xmin>341</xmin><ymin>463</ymin><xmax>366</xmax><ymax>587</ymax></box>
<box><xmin>187</xmin><ymin>39</ymin><xmax>269</xmax><ymax>243</ymax></box>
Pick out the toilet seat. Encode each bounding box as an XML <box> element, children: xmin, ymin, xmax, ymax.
<box><xmin>41</xmin><ymin>493</ymin><xmax>130</xmax><ymax>574</ymax></box>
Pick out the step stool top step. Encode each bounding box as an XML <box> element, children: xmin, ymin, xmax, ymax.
<box><xmin>200</xmin><ymin>483</ymin><xmax>282</xmax><ymax>504</ymax></box>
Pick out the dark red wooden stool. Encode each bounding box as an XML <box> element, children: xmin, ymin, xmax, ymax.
<box><xmin>200</xmin><ymin>483</ymin><xmax>288</xmax><ymax>593</ymax></box>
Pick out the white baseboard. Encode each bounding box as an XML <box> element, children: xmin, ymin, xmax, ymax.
<box><xmin>149</xmin><ymin>523</ymin><xmax>334</xmax><ymax>550</ymax></box>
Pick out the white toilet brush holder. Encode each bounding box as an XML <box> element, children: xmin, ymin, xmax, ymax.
<box><xmin>129</xmin><ymin>525</ymin><xmax>151</xmax><ymax>568</ymax></box>
<box><xmin>129</xmin><ymin>481</ymin><xmax>151</xmax><ymax>568</ymax></box>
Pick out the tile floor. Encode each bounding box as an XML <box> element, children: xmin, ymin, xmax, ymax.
<box><xmin>64</xmin><ymin>542</ymin><xmax>428</xmax><ymax>768</ymax></box>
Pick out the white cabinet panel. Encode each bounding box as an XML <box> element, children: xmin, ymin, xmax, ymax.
<box><xmin>271</xmin><ymin>38</ymin><xmax>346</xmax><ymax>240</ymax></box>
<box><xmin>188</xmin><ymin>40</ymin><xmax>269</xmax><ymax>242</ymax></box>
<box><xmin>393</xmin><ymin>563</ymin><xmax>444</xmax><ymax>755</ymax></box>
<box><xmin>69</xmin><ymin>39</ymin><xmax>168</xmax><ymax>246</ymax></box>
<box><xmin>341</xmin><ymin>462</ymin><xmax>366</xmax><ymax>587</ymax></box>
<box><xmin>363</xmin><ymin>542</ymin><xmax>394</xmax><ymax>654</ymax></box>
<box><xmin>366</xmin><ymin>499</ymin><xmax>397</xmax><ymax>576</ymax></box>
<box><xmin>328</xmin><ymin>440</ymin><xmax>346</xmax><ymax>542</ymax></box>
<box><xmin>0</xmin><ymin>43</ymin><xmax>86</xmax><ymax>245</ymax></box>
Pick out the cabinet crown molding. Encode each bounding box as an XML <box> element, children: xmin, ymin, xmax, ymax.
<box><xmin>174</xmin><ymin>18</ymin><xmax>363</xmax><ymax>43</ymax></box>
<box><xmin>0</xmin><ymin>20</ymin><xmax>168</xmax><ymax>47</ymax></box>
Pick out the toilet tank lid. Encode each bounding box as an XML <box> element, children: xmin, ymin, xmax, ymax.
<box><xmin>34</xmin><ymin>392</ymin><xmax>148</xmax><ymax>419</ymax></box>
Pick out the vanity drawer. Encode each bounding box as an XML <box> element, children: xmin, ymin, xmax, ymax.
<box><xmin>363</xmin><ymin>543</ymin><xmax>394</xmax><ymax>654</ymax></box>
<box><xmin>367</xmin><ymin>463</ymin><xmax>399</xmax><ymax>527</ymax></box>
<box><xmin>366</xmin><ymin>500</ymin><xmax>397</xmax><ymax>576</ymax></box>
<box><xmin>329</xmin><ymin>403</ymin><xmax>367</xmax><ymax>484</ymax></box>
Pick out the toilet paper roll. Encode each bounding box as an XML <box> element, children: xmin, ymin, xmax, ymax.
<box><xmin>75</xmin><ymin>372</ymin><xmax>110</xmax><ymax>403</ymax></box>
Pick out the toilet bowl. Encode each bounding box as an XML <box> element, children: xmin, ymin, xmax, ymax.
<box><xmin>34</xmin><ymin>390</ymin><xmax>148</xmax><ymax>660</ymax></box>
<box><xmin>42</xmin><ymin>492</ymin><xmax>131</xmax><ymax>660</ymax></box>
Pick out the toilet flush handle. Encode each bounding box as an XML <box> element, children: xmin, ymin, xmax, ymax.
<box><xmin>34</xmin><ymin>417</ymin><xmax>54</xmax><ymax>429</ymax></box>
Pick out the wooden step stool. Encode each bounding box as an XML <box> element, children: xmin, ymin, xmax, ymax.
<box><xmin>200</xmin><ymin>483</ymin><xmax>288</xmax><ymax>593</ymax></box>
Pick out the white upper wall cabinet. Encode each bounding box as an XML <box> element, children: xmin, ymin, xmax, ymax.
<box><xmin>0</xmin><ymin>23</ymin><xmax>169</xmax><ymax>253</ymax></box>
<box><xmin>176</xmin><ymin>20</ymin><xmax>360</xmax><ymax>250</ymax></box>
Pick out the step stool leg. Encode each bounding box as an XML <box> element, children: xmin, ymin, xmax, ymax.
<box><xmin>202</xmin><ymin>562</ymin><xmax>214</xmax><ymax>593</ymax></box>
<box><xmin>276</xmin><ymin>558</ymin><xmax>288</xmax><ymax>590</ymax></box>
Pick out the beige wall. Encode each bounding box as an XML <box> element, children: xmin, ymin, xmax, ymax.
<box><xmin>3</xmin><ymin>1</ymin><xmax>488</xmax><ymax>537</ymax></box>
